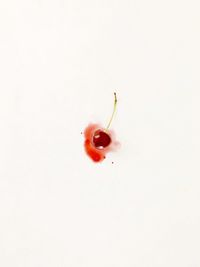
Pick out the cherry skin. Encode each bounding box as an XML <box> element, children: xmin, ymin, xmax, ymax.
<box><xmin>83</xmin><ymin>92</ymin><xmax>118</xmax><ymax>163</ymax></box>
<box><xmin>92</xmin><ymin>129</ymin><xmax>111</xmax><ymax>149</ymax></box>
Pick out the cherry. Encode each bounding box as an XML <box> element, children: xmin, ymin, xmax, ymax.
<box><xmin>93</xmin><ymin>129</ymin><xmax>111</xmax><ymax>149</ymax></box>
<box><xmin>84</xmin><ymin>92</ymin><xmax>118</xmax><ymax>162</ymax></box>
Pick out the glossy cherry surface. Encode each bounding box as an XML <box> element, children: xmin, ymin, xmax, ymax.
<box><xmin>92</xmin><ymin>129</ymin><xmax>111</xmax><ymax>149</ymax></box>
<box><xmin>83</xmin><ymin>92</ymin><xmax>118</xmax><ymax>163</ymax></box>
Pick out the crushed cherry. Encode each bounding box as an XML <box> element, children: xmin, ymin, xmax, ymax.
<box><xmin>83</xmin><ymin>92</ymin><xmax>118</xmax><ymax>163</ymax></box>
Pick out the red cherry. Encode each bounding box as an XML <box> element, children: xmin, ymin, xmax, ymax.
<box><xmin>83</xmin><ymin>93</ymin><xmax>118</xmax><ymax>163</ymax></box>
<box><xmin>93</xmin><ymin>129</ymin><xmax>111</xmax><ymax>149</ymax></box>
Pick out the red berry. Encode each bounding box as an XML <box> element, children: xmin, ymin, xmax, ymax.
<box><xmin>93</xmin><ymin>130</ymin><xmax>111</xmax><ymax>149</ymax></box>
<box><xmin>83</xmin><ymin>93</ymin><xmax>118</xmax><ymax>163</ymax></box>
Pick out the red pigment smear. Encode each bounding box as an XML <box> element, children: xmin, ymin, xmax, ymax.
<box><xmin>84</xmin><ymin>123</ymin><xmax>117</xmax><ymax>163</ymax></box>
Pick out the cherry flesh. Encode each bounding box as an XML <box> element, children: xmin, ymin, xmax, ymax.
<box><xmin>93</xmin><ymin>129</ymin><xmax>111</xmax><ymax>149</ymax></box>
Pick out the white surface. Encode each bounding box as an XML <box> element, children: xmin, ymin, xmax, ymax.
<box><xmin>0</xmin><ymin>0</ymin><xmax>200</xmax><ymax>266</ymax></box>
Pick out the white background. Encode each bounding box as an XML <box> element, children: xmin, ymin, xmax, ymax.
<box><xmin>0</xmin><ymin>0</ymin><xmax>200</xmax><ymax>266</ymax></box>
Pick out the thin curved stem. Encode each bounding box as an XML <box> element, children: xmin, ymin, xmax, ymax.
<box><xmin>106</xmin><ymin>92</ymin><xmax>117</xmax><ymax>130</ymax></box>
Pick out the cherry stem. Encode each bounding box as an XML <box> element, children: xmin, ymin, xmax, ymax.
<box><xmin>106</xmin><ymin>92</ymin><xmax>117</xmax><ymax>130</ymax></box>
